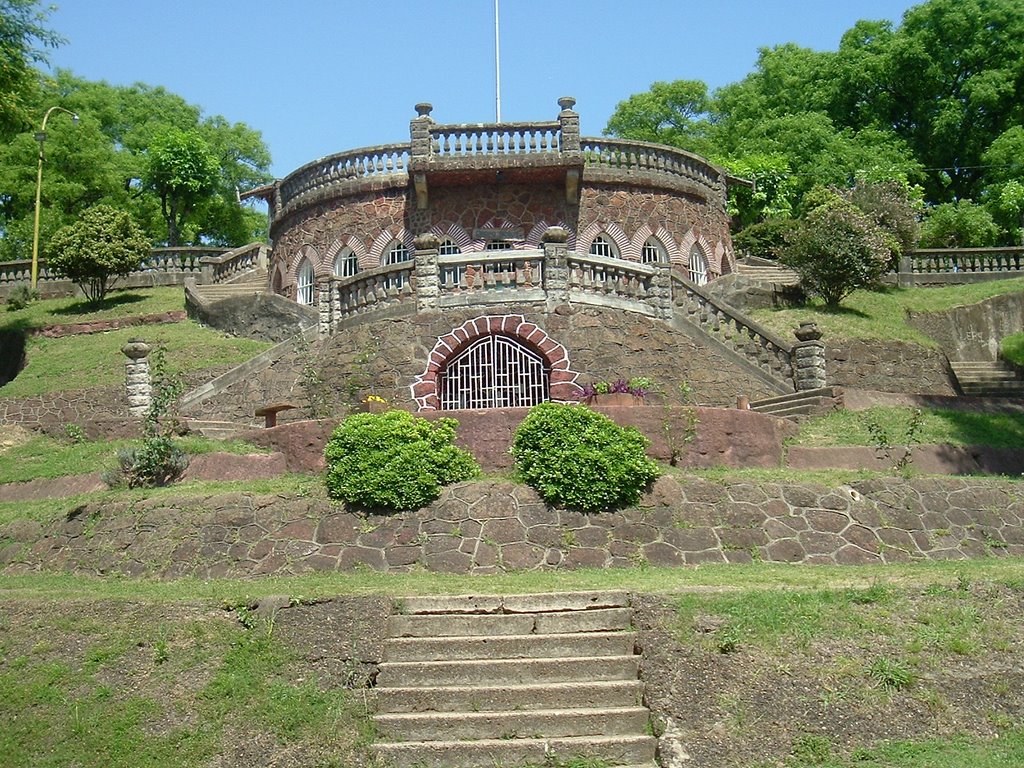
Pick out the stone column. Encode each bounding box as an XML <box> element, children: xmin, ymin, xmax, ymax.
<box><xmin>122</xmin><ymin>339</ymin><xmax>152</xmax><ymax>418</ymax></box>
<box><xmin>557</xmin><ymin>97</ymin><xmax>580</xmax><ymax>151</ymax></box>
<box><xmin>650</xmin><ymin>264</ymin><xmax>674</xmax><ymax>321</ymax></box>
<box><xmin>898</xmin><ymin>254</ymin><xmax>913</xmax><ymax>288</ymax></box>
<box><xmin>542</xmin><ymin>226</ymin><xmax>570</xmax><ymax>311</ymax></box>
<box><xmin>793</xmin><ymin>322</ymin><xmax>827</xmax><ymax>391</ymax></box>
<box><xmin>414</xmin><ymin>232</ymin><xmax>441</xmax><ymax>312</ymax></box>
<box><xmin>410</xmin><ymin>102</ymin><xmax>434</xmax><ymax>159</ymax></box>
<box><xmin>316</xmin><ymin>276</ymin><xmax>334</xmax><ymax>338</ymax></box>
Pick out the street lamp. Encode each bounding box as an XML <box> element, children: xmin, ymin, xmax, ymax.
<box><xmin>31</xmin><ymin>106</ymin><xmax>79</xmax><ymax>291</ymax></box>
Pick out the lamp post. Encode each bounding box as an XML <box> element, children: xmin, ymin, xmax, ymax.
<box><xmin>31</xmin><ymin>106</ymin><xmax>79</xmax><ymax>291</ymax></box>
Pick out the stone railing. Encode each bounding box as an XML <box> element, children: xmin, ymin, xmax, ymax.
<box><xmin>580</xmin><ymin>137</ymin><xmax>724</xmax><ymax>193</ymax></box>
<box><xmin>429</xmin><ymin>122</ymin><xmax>562</xmax><ymax>157</ymax></box>
<box><xmin>327</xmin><ymin>260</ymin><xmax>417</xmax><ymax>327</ymax></box>
<box><xmin>894</xmin><ymin>247</ymin><xmax>1024</xmax><ymax>287</ymax></box>
<box><xmin>199</xmin><ymin>242</ymin><xmax>267</xmax><ymax>285</ymax></box>
<box><xmin>0</xmin><ymin>259</ymin><xmax>51</xmax><ymax>285</ymax></box>
<box><xmin>144</xmin><ymin>247</ymin><xmax>224</xmax><ymax>274</ymax></box>
<box><xmin>276</xmin><ymin>143</ymin><xmax>411</xmax><ymax>212</ymax></box>
<box><xmin>671</xmin><ymin>274</ymin><xmax>795</xmax><ymax>383</ymax></box>
<box><xmin>437</xmin><ymin>250</ymin><xmax>546</xmax><ymax>295</ymax></box>
<box><xmin>566</xmin><ymin>251</ymin><xmax>662</xmax><ymax>315</ymax></box>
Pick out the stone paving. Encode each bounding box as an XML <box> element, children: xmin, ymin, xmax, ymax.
<box><xmin>3</xmin><ymin>475</ymin><xmax>1022</xmax><ymax>577</ymax></box>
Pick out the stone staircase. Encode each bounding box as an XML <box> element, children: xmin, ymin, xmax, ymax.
<box><xmin>748</xmin><ymin>386</ymin><xmax>842</xmax><ymax>420</ymax></box>
<box><xmin>736</xmin><ymin>261</ymin><xmax>800</xmax><ymax>285</ymax></box>
<box><xmin>950</xmin><ymin>360</ymin><xmax>1024</xmax><ymax>398</ymax></box>
<box><xmin>372</xmin><ymin>591</ymin><xmax>657</xmax><ymax>768</ymax></box>
<box><xmin>190</xmin><ymin>267</ymin><xmax>267</xmax><ymax>304</ymax></box>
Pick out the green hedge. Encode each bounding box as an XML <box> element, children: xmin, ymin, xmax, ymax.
<box><xmin>511</xmin><ymin>402</ymin><xmax>661</xmax><ymax>512</ymax></box>
<box><xmin>324</xmin><ymin>411</ymin><xmax>479</xmax><ymax>511</ymax></box>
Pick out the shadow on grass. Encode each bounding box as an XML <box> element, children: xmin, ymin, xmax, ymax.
<box><xmin>51</xmin><ymin>292</ymin><xmax>147</xmax><ymax>316</ymax></box>
<box><xmin>817</xmin><ymin>303</ymin><xmax>872</xmax><ymax>319</ymax></box>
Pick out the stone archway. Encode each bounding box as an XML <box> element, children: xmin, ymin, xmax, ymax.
<box><xmin>411</xmin><ymin>315</ymin><xmax>582</xmax><ymax>411</ymax></box>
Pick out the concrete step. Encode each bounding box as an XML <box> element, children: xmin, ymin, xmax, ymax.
<box><xmin>398</xmin><ymin>590</ymin><xmax>629</xmax><ymax>615</ymax></box>
<box><xmin>374</xmin><ymin>705</ymin><xmax>649</xmax><ymax>741</ymax></box>
<box><xmin>373</xmin><ymin>680</ymin><xmax>645</xmax><ymax>714</ymax></box>
<box><xmin>388</xmin><ymin>606</ymin><xmax>632</xmax><ymax>637</ymax></box>
<box><xmin>376</xmin><ymin>655</ymin><xmax>639</xmax><ymax>688</ymax></box>
<box><xmin>384</xmin><ymin>631</ymin><xmax>636</xmax><ymax>662</ymax></box>
<box><xmin>371</xmin><ymin>734</ymin><xmax>657</xmax><ymax>768</ymax></box>
<box><xmin>184</xmin><ymin>419</ymin><xmax>251</xmax><ymax>440</ymax></box>
<box><xmin>748</xmin><ymin>386</ymin><xmax>838</xmax><ymax>409</ymax></box>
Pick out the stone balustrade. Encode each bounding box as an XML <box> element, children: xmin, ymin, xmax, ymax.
<box><xmin>198</xmin><ymin>242</ymin><xmax>267</xmax><ymax>284</ymax></box>
<box><xmin>329</xmin><ymin>261</ymin><xmax>417</xmax><ymax>327</ymax></box>
<box><xmin>0</xmin><ymin>259</ymin><xmax>50</xmax><ymax>285</ymax></box>
<box><xmin>277</xmin><ymin>143</ymin><xmax>411</xmax><ymax>212</ymax></box>
<box><xmin>1</xmin><ymin>247</ymin><xmax>232</xmax><ymax>288</ymax></box>
<box><xmin>566</xmin><ymin>252</ymin><xmax>662</xmax><ymax>316</ymax></box>
<box><xmin>580</xmin><ymin>137</ymin><xmax>724</xmax><ymax>195</ymax></box>
<box><xmin>672</xmin><ymin>275</ymin><xmax>794</xmax><ymax>383</ymax></box>
<box><xmin>905</xmin><ymin>247</ymin><xmax>1024</xmax><ymax>274</ymax></box>
<box><xmin>437</xmin><ymin>250</ymin><xmax>546</xmax><ymax>296</ymax></box>
<box><xmin>429</xmin><ymin>121</ymin><xmax>563</xmax><ymax>157</ymax></box>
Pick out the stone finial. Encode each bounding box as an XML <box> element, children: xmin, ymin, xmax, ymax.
<box><xmin>541</xmin><ymin>226</ymin><xmax>570</xmax><ymax>244</ymax></box>
<box><xmin>414</xmin><ymin>103</ymin><xmax>433</xmax><ymax>118</ymax></box>
<box><xmin>122</xmin><ymin>339</ymin><xmax>151</xmax><ymax>360</ymax></box>
<box><xmin>557</xmin><ymin>96</ymin><xmax>577</xmax><ymax>112</ymax></box>
<box><xmin>794</xmin><ymin>321</ymin><xmax>823</xmax><ymax>342</ymax></box>
<box><xmin>414</xmin><ymin>232</ymin><xmax>441</xmax><ymax>251</ymax></box>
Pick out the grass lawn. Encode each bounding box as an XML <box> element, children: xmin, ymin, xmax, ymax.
<box><xmin>749</xmin><ymin>278</ymin><xmax>1024</xmax><ymax>344</ymax></box>
<box><xmin>0</xmin><ymin>285</ymin><xmax>272</xmax><ymax>397</ymax></box>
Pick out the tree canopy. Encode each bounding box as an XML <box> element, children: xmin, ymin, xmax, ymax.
<box><xmin>0</xmin><ymin>0</ymin><xmax>62</xmax><ymax>140</ymax></box>
<box><xmin>604</xmin><ymin>0</ymin><xmax>1024</xmax><ymax>245</ymax></box>
<box><xmin>0</xmin><ymin>70</ymin><xmax>273</xmax><ymax>260</ymax></box>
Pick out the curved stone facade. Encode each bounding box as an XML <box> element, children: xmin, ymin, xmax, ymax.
<box><xmin>254</xmin><ymin>100</ymin><xmax>735</xmax><ymax>305</ymax></box>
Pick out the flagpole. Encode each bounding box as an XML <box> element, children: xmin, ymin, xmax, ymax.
<box><xmin>494</xmin><ymin>0</ymin><xmax>501</xmax><ymax>122</ymax></box>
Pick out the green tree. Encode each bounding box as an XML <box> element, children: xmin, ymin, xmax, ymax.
<box><xmin>0</xmin><ymin>0</ymin><xmax>62</xmax><ymax>139</ymax></box>
<box><xmin>603</xmin><ymin>79</ymin><xmax>714</xmax><ymax>155</ymax></box>
<box><xmin>46</xmin><ymin>205</ymin><xmax>149</xmax><ymax>303</ymax></box>
<box><xmin>919</xmin><ymin>200</ymin><xmax>1000</xmax><ymax>248</ymax></box>
<box><xmin>842</xmin><ymin>178</ymin><xmax>921</xmax><ymax>264</ymax></box>
<box><xmin>144</xmin><ymin>128</ymin><xmax>220</xmax><ymax>247</ymax></box>
<box><xmin>781</xmin><ymin>196</ymin><xmax>891</xmax><ymax>308</ymax></box>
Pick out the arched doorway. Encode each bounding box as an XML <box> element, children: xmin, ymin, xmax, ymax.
<box><xmin>438</xmin><ymin>334</ymin><xmax>549</xmax><ymax>410</ymax></box>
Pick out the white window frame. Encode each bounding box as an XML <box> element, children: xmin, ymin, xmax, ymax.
<box><xmin>333</xmin><ymin>247</ymin><xmax>359</xmax><ymax>278</ymax></box>
<box><xmin>689</xmin><ymin>245</ymin><xmax>709</xmax><ymax>285</ymax></box>
<box><xmin>589</xmin><ymin>234</ymin><xmax>619</xmax><ymax>259</ymax></box>
<box><xmin>383</xmin><ymin>240</ymin><xmax>410</xmax><ymax>289</ymax></box>
<box><xmin>296</xmin><ymin>259</ymin><xmax>315</xmax><ymax>305</ymax></box>
<box><xmin>642</xmin><ymin>237</ymin><xmax>669</xmax><ymax>265</ymax></box>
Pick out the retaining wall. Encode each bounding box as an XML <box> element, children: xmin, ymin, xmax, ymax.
<box><xmin>3</xmin><ymin>476</ymin><xmax>1021</xmax><ymax>578</ymax></box>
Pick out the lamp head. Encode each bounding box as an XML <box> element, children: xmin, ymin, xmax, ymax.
<box><xmin>72</xmin><ymin>113</ymin><xmax>79</xmax><ymax>126</ymax></box>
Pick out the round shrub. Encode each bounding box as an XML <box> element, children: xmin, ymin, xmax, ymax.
<box><xmin>324</xmin><ymin>410</ymin><xmax>480</xmax><ymax>511</ymax></box>
<box><xmin>511</xmin><ymin>402</ymin><xmax>661</xmax><ymax>512</ymax></box>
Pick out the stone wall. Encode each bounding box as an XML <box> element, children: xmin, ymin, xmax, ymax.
<box><xmin>827</xmin><ymin>340</ymin><xmax>954</xmax><ymax>395</ymax></box>
<box><xmin>0</xmin><ymin>387</ymin><xmax>136</xmax><ymax>438</ymax></box>
<box><xmin>5</xmin><ymin>476</ymin><xmax>1021</xmax><ymax>578</ymax></box>
<box><xmin>907</xmin><ymin>291</ymin><xmax>1024</xmax><ymax>361</ymax></box>
<box><xmin>185</xmin><ymin>291</ymin><xmax>317</xmax><ymax>343</ymax></box>
<box><xmin>180</xmin><ymin>304</ymin><xmax>784</xmax><ymax>423</ymax></box>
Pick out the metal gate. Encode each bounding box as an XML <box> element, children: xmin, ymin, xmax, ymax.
<box><xmin>439</xmin><ymin>335</ymin><xmax>549</xmax><ymax>410</ymax></box>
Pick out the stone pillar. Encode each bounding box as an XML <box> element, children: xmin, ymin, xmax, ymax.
<box><xmin>122</xmin><ymin>339</ymin><xmax>152</xmax><ymax>418</ymax></box>
<box><xmin>650</xmin><ymin>264</ymin><xmax>674</xmax><ymax>321</ymax></box>
<box><xmin>793</xmin><ymin>322</ymin><xmax>827</xmax><ymax>391</ymax></box>
<box><xmin>414</xmin><ymin>232</ymin><xmax>441</xmax><ymax>312</ymax></box>
<box><xmin>410</xmin><ymin>102</ymin><xmax>434</xmax><ymax>159</ymax></box>
<box><xmin>557</xmin><ymin>97</ymin><xmax>580</xmax><ymax>151</ymax></box>
<box><xmin>316</xmin><ymin>277</ymin><xmax>333</xmax><ymax>338</ymax></box>
<box><xmin>898</xmin><ymin>254</ymin><xmax>913</xmax><ymax>288</ymax></box>
<box><xmin>542</xmin><ymin>226</ymin><xmax>570</xmax><ymax>311</ymax></box>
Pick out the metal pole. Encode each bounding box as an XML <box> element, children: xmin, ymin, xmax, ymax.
<box><xmin>494</xmin><ymin>0</ymin><xmax>501</xmax><ymax>122</ymax></box>
<box><xmin>30</xmin><ymin>106</ymin><xmax>79</xmax><ymax>292</ymax></box>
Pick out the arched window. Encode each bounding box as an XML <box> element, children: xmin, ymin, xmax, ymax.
<box><xmin>383</xmin><ymin>239</ymin><xmax>410</xmax><ymax>289</ymax></box>
<box><xmin>296</xmin><ymin>259</ymin><xmax>315</xmax><ymax>305</ymax></box>
<box><xmin>589</xmin><ymin>234</ymin><xmax>619</xmax><ymax>259</ymax></box>
<box><xmin>333</xmin><ymin>247</ymin><xmax>359</xmax><ymax>278</ymax></box>
<box><xmin>438</xmin><ymin>334</ymin><xmax>549</xmax><ymax>410</ymax></box>
<box><xmin>641</xmin><ymin>237</ymin><xmax>669</xmax><ymax>265</ymax></box>
<box><xmin>689</xmin><ymin>245</ymin><xmax>709</xmax><ymax>285</ymax></box>
<box><xmin>438</xmin><ymin>238</ymin><xmax>462</xmax><ymax>256</ymax></box>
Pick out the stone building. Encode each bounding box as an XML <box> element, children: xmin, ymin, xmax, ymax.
<box><xmin>223</xmin><ymin>99</ymin><xmax>819</xmax><ymax>417</ymax></box>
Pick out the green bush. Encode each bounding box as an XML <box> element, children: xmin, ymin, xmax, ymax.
<box><xmin>510</xmin><ymin>402</ymin><xmax>661</xmax><ymax>512</ymax></box>
<box><xmin>324</xmin><ymin>411</ymin><xmax>480</xmax><ymax>511</ymax></box>
<box><xmin>6</xmin><ymin>283</ymin><xmax>37</xmax><ymax>311</ymax></box>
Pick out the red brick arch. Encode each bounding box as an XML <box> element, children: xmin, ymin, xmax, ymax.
<box><xmin>410</xmin><ymin>315</ymin><xmax>582</xmax><ymax>411</ymax></box>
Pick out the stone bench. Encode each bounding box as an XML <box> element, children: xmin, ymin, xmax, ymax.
<box><xmin>254</xmin><ymin>402</ymin><xmax>298</xmax><ymax>428</ymax></box>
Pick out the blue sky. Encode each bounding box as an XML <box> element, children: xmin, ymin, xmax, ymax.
<box><xmin>46</xmin><ymin>0</ymin><xmax>920</xmax><ymax>179</ymax></box>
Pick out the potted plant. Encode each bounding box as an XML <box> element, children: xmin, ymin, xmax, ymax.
<box><xmin>359</xmin><ymin>394</ymin><xmax>390</xmax><ymax>413</ymax></box>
